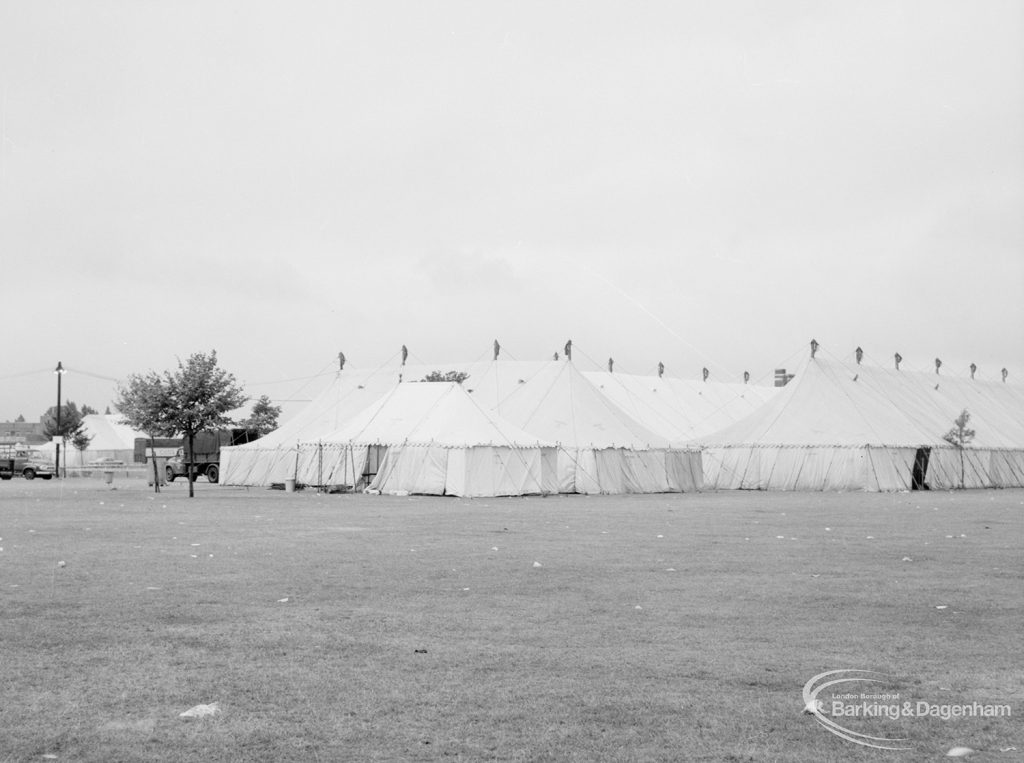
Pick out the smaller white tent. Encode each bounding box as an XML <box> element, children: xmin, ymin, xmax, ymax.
<box><xmin>297</xmin><ymin>382</ymin><xmax>556</xmax><ymax>497</ymax></box>
<box><xmin>36</xmin><ymin>414</ymin><xmax>146</xmax><ymax>466</ymax></box>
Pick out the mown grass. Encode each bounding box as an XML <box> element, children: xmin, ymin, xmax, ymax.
<box><xmin>1</xmin><ymin>480</ymin><xmax>1021</xmax><ymax>761</ymax></box>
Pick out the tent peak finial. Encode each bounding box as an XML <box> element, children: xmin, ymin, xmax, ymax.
<box><xmin>894</xmin><ymin>352</ymin><xmax>902</xmax><ymax>370</ymax></box>
<box><xmin>810</xmin><ymin>339</ymin><xmax>819</xmax><ymax>358</ymax></box>
<box><xmin>855</xmin><ymin>346</ymin><xmax>863</xmax><ymax>365</ymax></box>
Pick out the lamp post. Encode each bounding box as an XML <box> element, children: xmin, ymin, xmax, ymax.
<box><xmin>55</xmin><ymin>362</ymin><xmax>65</xmax><ymax>478</ymax></box>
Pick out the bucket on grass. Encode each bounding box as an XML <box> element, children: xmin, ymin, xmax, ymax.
<box><xmin>284</xmin><ymin>478</ymin><xmax>296</xmax><ymax>493</ymax></box>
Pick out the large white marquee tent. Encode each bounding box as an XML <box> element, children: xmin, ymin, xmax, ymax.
<box><xmin>222</xmin><ymin>357</ymin><xmax>706</xmax><ymax>494</ymax></box>
<box><xmin>690</xmin><ymin>355</ymin><xmax>1024</xmax><ymax>491</ymax></box>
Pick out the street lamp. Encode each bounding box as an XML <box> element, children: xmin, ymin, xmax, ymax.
<box><xmin>55</xmin><ymin>361</ymin><xmax>65</xmax><ymax>478</ymax></box>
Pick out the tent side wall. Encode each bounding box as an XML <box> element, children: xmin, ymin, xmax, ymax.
<box><xmin>701</xmin><ymin>445</ymin><xmax>1024</xmax><ymax>491</ymax></box>
<box><xmin>293</xmin><ymin>443</ymin><xmax>369</xmax><ymax>489</ymax></box>
<box><xmin>925</xmin><ymin>447</ymin><xmax>1015</xmax><ymax>490</ymax></box>
<box><xmin>369</xmin><ymin>445</ymin><xmax>448</xmax><ymax>495</ymax></box>
<box><xmin>446</xmin><ymin>446</ymin><xmax>552</xmax><ymax>497</ymax></box>
<box><xmin>557</xmin><ymin>447</ymin><xmax>699</xmax><ymax>494</ymax></box>
<box><xmin>700</xmin><ymin>446</ymin><xmax>917</xmax><ymax>491</ymax></box>
<box><xmin>221</xmin><ymin>445</ymin><xmax>299</xmax><ymax>486</ymax></box>
<box><xmin>989</xmin><ymin>450</ymin><xmax>1024</xmax><ymax>487</ymax></box>
<box><xmin>666</xmin><ymin>449</ymin><xmax>703</xmax><ymax>492</ymax></box>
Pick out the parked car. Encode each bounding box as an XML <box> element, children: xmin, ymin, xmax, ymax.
<box><xmin>90</xmin><ymin>457</ymin><xmax>126</xmax><ymax>468</ymax></box>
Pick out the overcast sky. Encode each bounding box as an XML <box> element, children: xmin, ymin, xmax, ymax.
<box><xmin>2</xmin><ymin>1</ymin><xmax>1022</xmax><ymax>423</ymax></box>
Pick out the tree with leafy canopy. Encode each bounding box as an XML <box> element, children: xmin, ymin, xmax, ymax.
<box><xmin>421</xmin><ymin>370</ymin><xmax>470</xmax><ymax>384</ymax></box>
<box><xmin>115</xmin><ymin>371</ymin><xmax>175</xmax><ymax>492</ymax></box>
<box><xmin>42</xmin><ymin>400</ymin><xmax>87</xmax><ymax>440</ymax></box>
<box><xmin>942</xmin><ymin>409</ymin><xmax>976</xmax><ymax>489</ymax></box>
<box><xmin>243</xmin><ymin>395</ymin><xmax>282</xmax><ymax>436</ymax></box>
<box><xmin>42</xmin><ymin>401</ymin><xmax>92</xmax><ymax>474</ymax></box>
<box><xmin>116</xmin><ymin>351</ymin><xmax>247</xmax><ymax>497</ymax></box>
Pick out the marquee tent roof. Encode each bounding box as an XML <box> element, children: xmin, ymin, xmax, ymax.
<box><xmin>320</xmin><ymin>381</ymin><xmax>553</xmax><ymax>448</ymax></box>
<box><xmin>690</xmin><ymin>356</ymin><xmax>1024</xmax><ymax>449</ymax></box>
<box><xmin>34</xmin><ymin>413</ymin><xmax>144</xmax><ymax>454</ymax></box>
<box><xmin>584</xmin><ymin>372</ymin><xmax>777</xmax><ymax>441</ymax></box>
<box><xmin>489</xmin><ymin>359</ymin><xmax>670</xmax><ymax>449</ymax></box>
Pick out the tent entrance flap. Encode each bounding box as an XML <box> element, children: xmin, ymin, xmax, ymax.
<box><xmin>363</xmin><ymin>445</ymin><xmax>386</xmax><ymax>484</ymax></box>
<box><xmin>911</xmin><ymin>447</ymin><xmax>931</xmax><ymax>490</ymax></box>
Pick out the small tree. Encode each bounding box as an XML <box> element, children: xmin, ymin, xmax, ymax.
<box><xmin>161</xmin><ymin>351</ymin><xmax>247</xmax><ymax>498</ymax></box>
<box><xmin>115</xmin><ymin>371</ymin><xmax>175</xmax><ymax>493</ymax></box>
<box><xmin>244</xmin><ymin>395</ymin><xmax>282</xmax><ymax>436</ymax></box>
<box><xmin>116</xmin><ymin>352</ymin><xmax>247</xmax><ymax>497</ymax></box>
<box><xmin>942</xmin><ymin>409</ymin><xmax>976</xmax><ymax>489</ymax></box>
<box><xmin>422</xmin><ymin>370</ymin><xmax>470</xmax><ymax>384</ymax></box>
<box><xmin>71</xmin><ymin>428</ymin><xmax>94</xmax><ymax>466</ymax></box>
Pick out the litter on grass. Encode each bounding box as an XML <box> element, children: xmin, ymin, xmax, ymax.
<box><xmin>533</xmin><ymin>561</ymin><xmax>543</xmax><ymax>568</ymax></box>
<box><xmin>946</xmin><ymin>747</ymin><xmax>974</xmax><ymax>757</ymax></box>
<box><xmin>180</xmin><ymin>702</ymin><xmax>220</xmax><ymax>718</ymax></box>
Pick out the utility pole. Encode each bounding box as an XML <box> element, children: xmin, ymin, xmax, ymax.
<box><xmin>55</xmin><ymin>361</ymin><xmax>65</xmax><ymax>478</ymax></box>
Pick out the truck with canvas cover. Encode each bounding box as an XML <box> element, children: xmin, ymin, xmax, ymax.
<box><xmin>166</xmin><ymin>428</ymin><xmax>260</xmax><ymax>484</ymax></box>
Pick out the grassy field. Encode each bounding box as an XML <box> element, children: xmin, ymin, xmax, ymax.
<box><xmin>1</xmin><ymin>479</ymin><xmax>1021</xmax><ymax>762</ymax></box>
